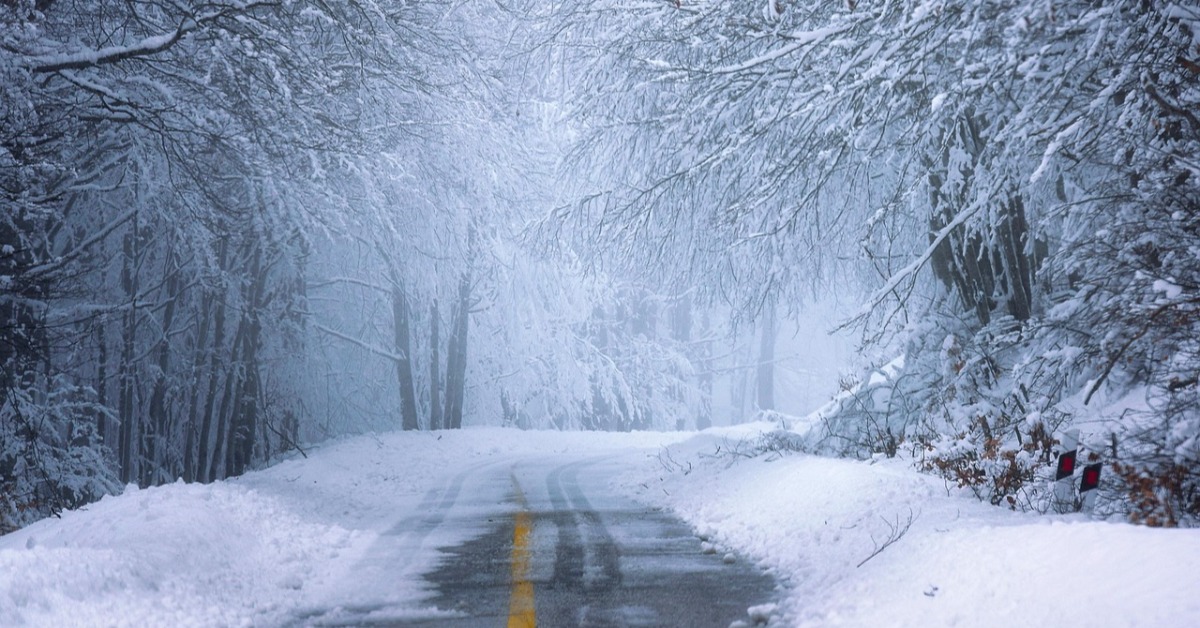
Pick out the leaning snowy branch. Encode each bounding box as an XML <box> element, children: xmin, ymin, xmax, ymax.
<box><xmin>856</xmin><ymin>508</ymin><xmax>917</xmax><ymax>568</ymax></box>
<box><xmin>27</xmin><ymin>1</ymin><xmax>280</xmax><ymax>74</ymax></box>
<box><xmin>313</xmin><ymin>324</ymin><xmax>405</xmax><ymax>363</ymax></box>
<box><xmin>24</xmin><ymin>209</ymin><xmax>138</xmax><ymax>279</ymax></box>
<box><xmin>306</xmin><ymin>277</ymin><xmax>391</xmax><ymax>295</ymax></box>
<box><xmin>838</xmin><ymin>202</ymin><xmax>983</xmax><ymax>332</ymax></box>
<box><xmin>707</xmin><ymin>23</ymin><xmax>854</xmax><ymax>75</ymax></box>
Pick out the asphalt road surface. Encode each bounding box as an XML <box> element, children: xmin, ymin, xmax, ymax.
<box><xmin>302</xmin><ymin>454</ymin><xmax>778</xmax><ymax>627</ymax></box>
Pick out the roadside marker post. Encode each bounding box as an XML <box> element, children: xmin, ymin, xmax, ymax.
<box><xmin>1052</xmin><ymin>429</ymin><xmax>1079</xmax><ymax>514</ymax></box>
<box><xmin>1079</xmin><ymin>462</ymin><xmax>1102</xmax><ymax>512</ymax></box>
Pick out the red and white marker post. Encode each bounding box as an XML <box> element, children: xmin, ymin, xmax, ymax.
<box><xmin>1079</xmin><ymin>462</ymin><xmax>1102</xmax><ymax>512</ymax></box>
<box><xmin>1052</xmin><ymin>428</ymin><xmax>1079</xmax><ymax>513</ymax></box>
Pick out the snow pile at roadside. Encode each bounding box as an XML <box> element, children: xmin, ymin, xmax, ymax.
<box><xmin>626</xmin><ymin>424</ymin><xmax>1200</xmax><ymax>627</ymax></box>
<box><xmin>0</xmin><ymin>481</ymin><xmax>357</xmax><ymax>627</ymax></box>
<box><xmin>0</xmin><ymin>428</ymin><xmax>685</xmax><ymax>627</ymax></box>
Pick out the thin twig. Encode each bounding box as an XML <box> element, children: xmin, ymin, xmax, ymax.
<box><xmin>857</xmin><ymin>507</ymin><xmax>918</xmax><ymax>568</ymax></box>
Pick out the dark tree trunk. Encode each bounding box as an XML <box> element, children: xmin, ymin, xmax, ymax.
<box><xmin>185</xmin><ymin>262</ymin><xmax>214</xmax><ymax>483</ymax></box>
<box><xmin>228</xmin><ymin>244</ymin><xmax>265</xmax><ymax>477</ymax></box>
<box><xmin>198</xmin><ymin>239</ymin><xmax>229</xmax><ymax>483</ymax></box>
<box><xmin>997</xmin><ymin>195</ymin><xmax>1035</xmax><ymax>323</ymax></box>
<box><xmin>444</xmin><ymin>271</ymin><xmax>471</xmax><ymax>430</ymax></box>
<box><xmin>210</xmin><ymin>319</ymin><xmax>244</xmax><ymax>482</ymax></box>
<box><xmin>117</xmin><ymin>227</ymin><xmax>139</xmax><ymax>485</ymax></box>
<box><xmin>926</xmin><ymin>114</ymin><xmax>1039</xmax><ymax>328</ymax></box>
<box><xmin>228</xmin><ymin>316</ymin><xmax>259</xmax><ymax>476</ymax></box>
<box><xmin>145</xmin><ymin>252</ymin><xmax>180</xmax><ymax>485</ymax></box>
<box><xmin>429</xmin><ymin>299</ymin><xmax>442</xmax><ymax>430</ymax></box>
<box><xmin>390</xmin><ymin>271</ymin><xmax>420</xmax><ymax>431</ymax></box>
<box><xmin>182</xmin><ymin>412</ymin><xmax>196</xmax><ymax>484</ymax></box>
<box><xmin>95</xmin><ymin>319</ymin><xmax>108</xmax><ymax>446</ymax></box>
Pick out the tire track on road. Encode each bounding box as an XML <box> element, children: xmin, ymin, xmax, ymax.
<box><xmin>292</xmin><ymin>457</ymin><xmax>513</xmax><ymax>626</ymax></box>
<box><xmin>543</xmin><ymin>457</ymin><xmax>625</xmax><ymax>626</ymax></box>
<box><xmin>562</xmin><ymin>459</ymin><xmax>622</xmax><ymax>592</ymax></box>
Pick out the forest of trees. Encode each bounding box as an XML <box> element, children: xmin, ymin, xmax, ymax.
<box><xmin>550</xmin><ymin>0</ymin><xmax>1199</xmax><ymax>524</ymax></box>
<box><xmin>0</xmin><ymin>0</ymin><xmax>756</xmax><ymax>532</ymax></box>
<box><xmin>2</xmin><ymin>0</ymin><xmax>1197</xmax><ymax>531</ymax></box>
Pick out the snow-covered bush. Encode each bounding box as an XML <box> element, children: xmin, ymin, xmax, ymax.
<box><xmin>807</xmin><ymin>356</ymin><xmax>919</xmax><ymax>459</ymax></box>
<box><xmin>809</xmin><ymin>312</ymin><xmax>1062</xmax><ymax>510</ymax></box>
<box><xmin>0</xmin><ymin>376</ymin><xmax>118</xmax><ymax>533</ymax></box>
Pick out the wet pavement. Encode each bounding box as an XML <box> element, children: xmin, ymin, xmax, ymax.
<box><xmin>298</xmin><ymin>455</ymin><xmax>779</xmax><ymax>627</ymax></box>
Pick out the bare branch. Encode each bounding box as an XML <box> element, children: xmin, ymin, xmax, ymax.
<box><xmin>313</xmin><ymin>323</ymin><xmax>405</xmax><ymax>363</ymax></box>
<box><xmin>857</xmin><ymin>508</ymin><xmax>917</xmax><ymax>568</ymax></box>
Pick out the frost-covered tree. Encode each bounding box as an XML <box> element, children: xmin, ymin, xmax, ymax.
<box><xmin>548</xmin><ymin>0</ymin><xmax>1200</xmax><ymax>522</ymax></box>
<box><xmin>0</xmin><ymin>0</ymin><xmax>463</xmax><ymax>526</ymax></box>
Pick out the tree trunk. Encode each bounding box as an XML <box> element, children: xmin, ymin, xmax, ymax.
<box><xmin>997</xmin><ymin>195</ymin><xmax>1035</xmax><ymax>323</ymax></box>
<box><xmin>228</xmin><ymin>315</ymin><xmax>259</xmax><ymax>476</ymax></box>
<box><xmin>390</xmin><ymin>271</ymin><xmax>420</xmax><ymax>431</ymax></box>
<box><xmin>210</xmin><ymin>319</ymin><xmax>245</xmax><ymax>482</ymax></box>
<box><xmin>444</xmin><ymin>271</ymin><xmax>471</xmax><ymax>430</ymax></box>
<box><xmin>183</xmin><ymin>411</ymin><xmax>196</xmax><ymax>483</ymax></box>
<box><xmin>730</xmin><ymin>337</ymin><xmax>749</xmax><ymax>424</ymax></box>
<box><xmin>198</xmin><ymin>239</ymin><xmax>229</xmax><ymax>483</ymax></box>
<box><xmin>95</xmin><ymin>319</ymin><xmax>108</xmax><ymax>446</ymax></box>
<box><xmin>145</xmin><ymin>251</ymin><xmax>180</xmax><ymax>485</ymax></box>
<box><xmin>228</xmin><ymin>244</ymin><xmax>265</xmax><ymax>477</ymax></box>
<box><xmin>696</xmin><ymin>310</ymin><xmax>713</xmax><ymax>431</ymax></box>
<box><xmin>671</xmin><ymin>293</ymin><xmax>692</xmax><ymax>430</ymax></box>
<box><xmin>117</xmin><ymin>226</ymin><xmax>139</xmax><ymax>485</ymax></box>
<box><xmin>756</xmin><ymin>301</ymin><xmax>776</xmax><ymax>412</ymax></box>
<box><xmin>429</xmin><ymin>299</ymin><xmax>442</xmax><ymax>430</ymax></box>
<box><xmin>186</xmin><ymin>261</ymin><xmax>214</xmax><ymax>483</ymax></box>
<box><xmin>631</xmin><ymin>289</ymin><xmax>655</xmax><ymax>430</ymax></box>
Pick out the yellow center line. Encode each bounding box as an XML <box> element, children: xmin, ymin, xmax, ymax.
<box><xmin>508</xmin><ymin>471</ymin><xmax>537</xmax><ymax>628</ymax></box>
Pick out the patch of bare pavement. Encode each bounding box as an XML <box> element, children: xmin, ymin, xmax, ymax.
<box><xmin>306</xmin><ymin>455</ymin><xmax>780</xmax><ymax>628</ymax></box>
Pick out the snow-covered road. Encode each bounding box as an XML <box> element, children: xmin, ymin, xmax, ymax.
<box><xmin>1</xmin><ymin>429</ymin><xmax>748</xmax><ymax>627</ymax></box>
<box><xmin>2</xmin><ymin>425</ymin><xmax>1198</xmax><ymax>627</ymax></box>
<box><xmin>298</xmin><ymin>454</ymin><xmax>776</xmax><ymax>626</ymax></box>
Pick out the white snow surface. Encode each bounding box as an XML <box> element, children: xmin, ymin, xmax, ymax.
<box><xmin>2</xmin><ymin>425</ymin><xmax>1197</xmax><ymax>627</ymax></box>
<box><xmin>630</xmin><ymin>423</ymin><xmax>1200</xmax><ymax>627</ymax></box>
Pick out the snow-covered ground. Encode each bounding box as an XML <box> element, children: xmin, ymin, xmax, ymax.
<box><xmin>1</xmin><ymin>426</ymin><xmax>1197</xmax><ymax>627</ymax></box>
<box><xmin>0</xmin><ymin>429</ymin><xmax>687</xmax><ymax>627</ymax></box>
<box><xmin>628</xmin><ymin>423</ymin><xmax>1200</xmax><ymax>627</ymax></box>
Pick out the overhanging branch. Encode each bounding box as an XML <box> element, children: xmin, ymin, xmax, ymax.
<box><xmin>28</xmin><ymin>1</ymin><xmax>279</xmax><ymax>74</ymax></box>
